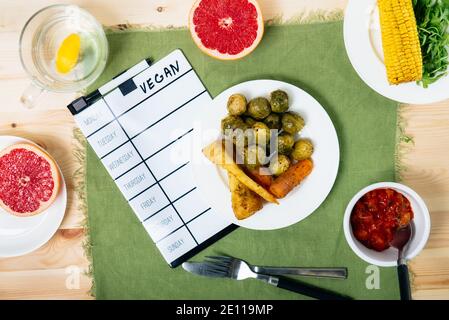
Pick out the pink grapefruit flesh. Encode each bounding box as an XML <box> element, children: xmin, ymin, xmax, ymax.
<box><xmin>189</xmin><ymin>0</ymin><xmax>264</xmax><ymax>60</ymax></box>
<box><xmin>0</xmin><ymin>143</ymin><xmax>60</xmax><ymax>217</ymax></box>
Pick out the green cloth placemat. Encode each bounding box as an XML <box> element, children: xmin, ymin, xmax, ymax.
<box><xmin>85</xmin><ymin>21</ymin><xmax>400</xmax><ymax>299</ymax></box>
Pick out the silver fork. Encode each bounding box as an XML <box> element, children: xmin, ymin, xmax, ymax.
<box><xmin>202</xmin><ymin>256</ymin><xmax>351</xmax><ymax>300</ymax></box>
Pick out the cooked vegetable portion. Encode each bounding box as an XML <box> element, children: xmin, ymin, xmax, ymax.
<box><xmin>281</xmin><ymin>112</ymin><xmax>305</xmax><ymax>134</ymax></box>
<box><xmin>247</xmin><ymin>97</ymin><xmax>271</xmax><ymax>119</ymax></box>
<box><xmin>227</xmin><ymin>94</ymin><xmax>247</xmax><ymax>115</ymax></box>
<box><xmin>229</xmin><ymin>172</ymin><xmax>263</xmax><ymax>220</ymax></box>
<box><xmin>252</xmin><ymin>122</ymin><xmax>271</xmax><ymax>145</ymax></box>
<box><xmin>221</xmin><ymin>115</ymin><xmax>249</xmax><ymax>145</ymax></box>
<box><xmin>264</xmin><ymin>113</ymin><xmax>282</xmax><ymax>130</ymax></box>
<box><xmin>212</xmin><ymin>90</ymin><xmax>316</xmax><ymax>219</ymax></box>
<box><xmin>269</xmin><ymin>154</ymin><xmax>291</xmax><ymax>176</ymax></box>
<box><xmin>245</xmin><ymin>167</ymin><xmax>273</xmax><ymax>189</ymax></box>
<box><xmin>203</xmin><ymin>140</ymin><xmax>278</xmax><ymax>204</ymax></box>
<box><xmin>221</xmin><ymin>115</ymin><xmax>246</xmax><ymax>133</ymax></box>
<box><xmin>275</xmin><ymin>133</ymin><xmax>295</xmax><ymax>155</ymax></box>
<box><xmin>270</xmin><ymin>90</ymin><xmax>289</xmax><ymax>113</ymax></box>
<box><xmin>242</xmin><ymin>145</ymin><xmax>267</xmax><ymax>170</ymax></box>
<box><xmin>244</xmin><ymin>116</ymin><xmax>257</xmax><ymax>126</ymax></box>
<box><xmin>378</xmin><ymin>0</ymin><xmax>423</xmax><ymax>85</ymax></box>
<box><xmin>291</xmin><ymin>139</ymin><xmax>314</xmax><ymax>161</ymax></box>
<box><xmin>269</xmin><ymin>159</ymin><xmax>314</xmax><ymax>199</ymax></box>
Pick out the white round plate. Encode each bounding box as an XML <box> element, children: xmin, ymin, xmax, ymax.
<box><xmin>343</xmin><ymin>182</ymin><xmax>431</xmax><ymax>267</ymax></box>
<box><xmin>344</xmin><ymin>0</ymin><xmax>449</xmax><ymax>104</ymax></box>
<box><xmin>0</xmin><ymin>136</ymin><xmax>67</xmax><ymax>257</ymax></box>
<box><xmin>192</xmin><ymin>80</ymin><xmax>340</xmax><ymax>230</ymax></box>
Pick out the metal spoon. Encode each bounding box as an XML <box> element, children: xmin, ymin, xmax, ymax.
<box><xmin>390</xmin><ymin>223</ymin><xmax>413</xmax><ymax>300</ymax></box>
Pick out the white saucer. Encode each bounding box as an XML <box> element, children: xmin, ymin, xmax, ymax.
<box><xmin>0</xmin><ymin>136</ymin><xmax>67</xmax><ymax>257</ymax></box>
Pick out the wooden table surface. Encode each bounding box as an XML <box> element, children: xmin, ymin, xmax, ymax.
<box><xmin>0</xmin><ymin>0</ymin><xmax>448</xmax><ymax>300</ymax></box>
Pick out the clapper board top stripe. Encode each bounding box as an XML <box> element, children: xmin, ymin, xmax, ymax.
<box><xmin>68</xmin><ymin>49</ymin><xmax>236</xmax><ymax>267</ymax></box>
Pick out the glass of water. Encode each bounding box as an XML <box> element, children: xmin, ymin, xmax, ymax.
<box><xmin>19</xmin><ymin>4</ymin><xmax>108</xmax><ymax>108</ymax></box>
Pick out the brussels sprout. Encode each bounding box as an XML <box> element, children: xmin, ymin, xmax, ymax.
<box><xmin>227</xmin><ymin>94</ymin><xmax>247</xmax><ymax>115</ymax></box>
<box><xmin>242</xmin><ymin>145</ymin><xmax>267</xmax><ymax>170</ymax></box>
<box><xmin>270</xmin><ymin>90</ymin><xmax>289</xmax><ymax>113</ymax></box>
<box><xmin>281</xmin><ymin>112</ymin><xmax>305</xmax><ymax>134</ymax></box>
<box><xmin>221</xmin><ymin>115</ymin><xmax>245</xmax><ymax>133</ymax></box>
<box><xmin>244</xmin><ymin>117</ymin><xmax>257</xmax><ymax>127</ymax></box>
<box><xmin>247</xmin><ymin>97</ymin><xmax>271</xmax><ymax>120</ymax></box>
<box><xmin>269</xmin><ymin>154</ymin><xmax>291</xmax><ymax>176</ymax></box>
<box><xmin>221</xmin><ymin>115</ymin><xmax>250</xmax><ymax>145</ymax></box>
<box><xmin>275</xmin><ymin>133</ymin><xmax>295</xmax><ymax>155</ymax></box>
<box><xmin>291</xmin><ymin>139</ymin><xmax>314</xmax><ymax>161</ymax></box>
<box><xmin>252</xmin><ymin>122</ymin><xmax>271</xmax><ymax>146</ymax></box>
<box><xmin>264</xmin><ymin>113</ymin><xmax>282</xmax><ymax>130</ymax></box>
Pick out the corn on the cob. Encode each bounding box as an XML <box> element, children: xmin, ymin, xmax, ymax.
<box><xmin>378</xmin><ymin>0</ymin><xmax>423</xmax><ymax>85</ymax></box>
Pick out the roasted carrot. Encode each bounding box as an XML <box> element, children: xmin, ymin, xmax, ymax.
<box><xmin>269</xmin><ymin>159</ymin><xmax>313</xmax><ymax>198</ymax></box>
<box><xmin>245</xmin><ymin>167</ymin><xmax>274</xmax><ymax>190</ymax></box>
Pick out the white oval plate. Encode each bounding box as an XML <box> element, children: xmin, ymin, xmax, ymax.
<box><xmin>191</xmin><ymin>80</ymin><xmax>340</xmax><ymax>230</ymax></box>
<box><xmin>0</xmin><ymin>136</ymin><xmax>67</xmax><ymax>257</ymax></box>
<box><xmin>344</xmin><ymin>0</ymin><xmax>449</xmax><ymax>104</ymax></box>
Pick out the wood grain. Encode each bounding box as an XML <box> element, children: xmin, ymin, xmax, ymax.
<box><xmin>0</xmin><ymin>229</ymin><xmax>87</xmax><ymax>271</ymax></box>
<box><xmin>0</xmin><ymin>268</ymin><xmax>92</xmax><ymax>300</ymax></box>
<box><xmin>0</xmin><ymin>229</ymin><xmax>92</xmax><ymax>299</ymax></box>
<box><xmin>0</xmin><ymin>0</ymin><xmax>448</xmax><ymax>300</ymax></box>
<box><xmin>401</xmin><ymin>102</ymin><xmax>449</xmax><ymax>299</ymax></box>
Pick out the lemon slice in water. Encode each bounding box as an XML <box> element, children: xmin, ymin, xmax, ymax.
<box><xmin>55</xmin><ymin>33</ymin><xmax>81</xmax><ymax>74</ymax></box>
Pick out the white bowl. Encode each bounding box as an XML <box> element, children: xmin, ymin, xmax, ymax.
<box><xmin>343</xmin><ymin>182</ymin><xmax>431</xmax><ymax>267</ymax></box>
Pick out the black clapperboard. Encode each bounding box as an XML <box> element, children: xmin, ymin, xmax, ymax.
<box><xmin>68</xmin><ymin>50</ymin><xmax>237</xmax><ymax>267</ymax></box>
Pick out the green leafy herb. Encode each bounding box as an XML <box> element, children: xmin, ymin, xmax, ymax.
<box><xmin>413</xmin><ymin>0</ymin><xmax>449</xmax><ymax>88</ymax></box>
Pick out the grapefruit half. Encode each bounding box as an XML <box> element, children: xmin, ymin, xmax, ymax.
<box><xmin>189</xmin><ymin>0</ymin><xmax>264</xmax><ymax>60</ymax></box>
<box><xmin>0</xmin><ymin>143</ymin><xmax>60</xmax><ymax>217</ymax></box>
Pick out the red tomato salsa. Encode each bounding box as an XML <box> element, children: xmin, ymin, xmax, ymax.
<box><xmin>350</xmin><ymin>188</ymin><xmax>414</xmax><ymax>252</ymax></box>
